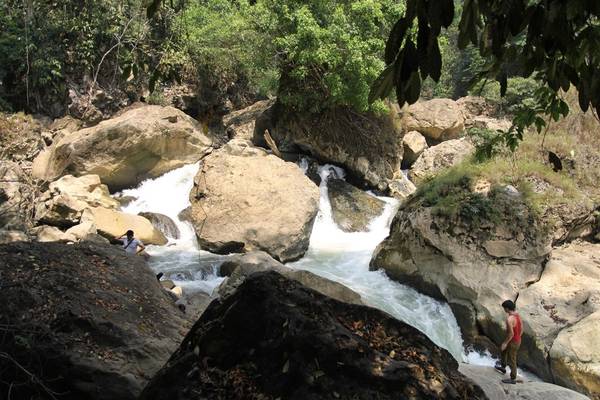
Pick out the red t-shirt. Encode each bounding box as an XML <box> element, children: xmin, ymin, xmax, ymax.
<box><xmin>512</xmin><ymin>313</ymin><xmax>522</xmax><ymax>344</ymax></box>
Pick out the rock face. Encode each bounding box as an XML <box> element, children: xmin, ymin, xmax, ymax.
<box><xmin>518</xmin><ymin>242</ymin><xmax>600</xmax><ymax>398</ymax></box>
<box><xmin>403</xmin><ymin>99</ymin><xmax>466</xmax><ymax>142</ymax></box>
<box><xmin>188</xmin><ymin>139</ymin><xmax>319</xmax><ymax>262</ymax></box>
<box><xmin>371</xmin><ymin>187</ymin><xmax>552</xmax><ymax>359</ymax></box>
<box><xmin>35</xmin><ymin>174</ymin><xmax>119</xmax><ymax>228</ymax></box>
<box><xmin>138</xmin><ymin>212</ymin><xmax>180</xmax><ymax>239</ymax></box>
<box><xmin>256</xmin><ymin>102</ymin><xmax>404</xmax><ymax>192</ymax></box>
<box><xmin>32</xmin><ymin>105</ymin><xmax>213</xmax><ymax>190</ymax></box>
<box><xmin>327</xmin><ymin>179</ymin><xmax>386</xmax><ymax>232</ymax></box>
<box><xmin>409</xmin><ymin>138</ymin><xmax>475</xmax><ymax>183</ymax></box>
<box><xmin>218</xmin><ymin>251</ymin><xmax>363</xmax><ymax>305</ymax></box>
<box><xmin>459</xmin><ymin>365</ymin><xmax>591</xmax><ymax>400</ymax></box>
<box><xmin>0</xmin><ymin>241</ymin><xmax>188</xmax><ymax>400</ymax></box>
<box><xmin>402</xmin><ymin>130</ymin><xmax>429</xmax><ymax>168</ymax></box>
<box><xmin>223</xmin><ymin>99</ymin><xmax>275</xmax><ymax>140</ymax></box>
<box><xmin>81</xmin><ymin>207</ymin><xmax>167</xmax><ymax>245</ymax></box>
<box><xmin>140</xmin><ymin>272</ymin><xmax>487</xmax><ymax>400</ymax></box>
<box><xmin>388</xmin><ymin>172</ymin><xmax>417</xmax><ymax>200</ymax></box>
<box><xmin>0</xmin><ymin>161</ymin><xmax>37</xmax><ymax>231</ymax></box>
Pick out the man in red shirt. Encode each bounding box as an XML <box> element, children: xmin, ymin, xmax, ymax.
<box><xmin>495</xmin><ymin>300</ymin><xmax>523</xmax><ymax>384</ymax></box>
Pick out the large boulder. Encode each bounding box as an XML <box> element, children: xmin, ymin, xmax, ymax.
<box><xmin>327</xmin><ymin>179</ymin><xmax>386</xmax><ymax>232</ymax></box>
<box><xmin>0</xmin><ymin>241</ymin><xmax>188</xmax><ymax>400</ymax></box>
<box><xmin>188</xmin><ymin>139</ymin><xmax>319</xmax><ymax>262</ymax></box>
<box><xmin>32</xmin><ymin>105</ymin><xmax>213</xmax><ymax>191</ymax></box>
<box><xmin>81</xmin><ymin>207</ymin><xmax>167</xmax><ymax>245</ymax></box>
<box><xmin>459</xmin><ymin>365</ymin><xmax>591</xmax><ymax>400</ymax></box>
<box><xmin>140</xmin><ymin>272</ymin><xmax>487</xmax><ymax>400</ymax></box>
<box><xmin>218</xmin><ymin>251</ymin><xmax>363</xmax><ymax>305</ymax></box>
<box><xmin>371</xmin><ymin>184</ymin><xmax>552</xmax><ymax>364</ymax></box>
<box><xmin>255</xmin><ymin>102</ymin><xmax>404</xmax><ymax>192</ymax></box>
<box><xmin>35</xmin><ymin>174</ymin><xmax>120</xmax><ymax>228</ymax></box>
<box><xmin>518</xmin><ymin>242</ymin><xmax>600</xmax><ymax>398</ymax></box>
<box><xmin>403</xmin><ymin>99</ymin><xmax>466</xmax><ymax>142</ymax></box>
<box><xmin>551</xmin><ymin>311</ymin><xmax>600</xmax><ymax>399</ymax></box>
<box><xmin>0</xmin><ymin>161</ymin><xmax>37</xmax><ymax>231</ymax></box>
<box><xmin>409</xmin><ymin>138</ymin><xmax>475</xmax><ymax>183</ymax></box>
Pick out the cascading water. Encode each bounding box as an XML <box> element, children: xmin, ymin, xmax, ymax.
<box><xmin>291</xmin><ymin>164</ymin><xmax>465</xmax><ymax>360</ymax></box>
<box><xmin>119</xmin><ymin>163</ymin><xmax>226</xmax><ymax>295</ymax></box>
<box><xmin>115</xmin><ymin>161</ymin><xmax>536</xmax><ymax>377</ymax></box>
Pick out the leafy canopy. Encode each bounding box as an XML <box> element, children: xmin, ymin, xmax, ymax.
<box><xmin>371</xmin><ymin>0</ymin><xmax>600</xmax><ymax>147</ymax></box>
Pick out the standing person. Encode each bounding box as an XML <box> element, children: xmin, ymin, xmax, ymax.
<box><xmin>495</xmin><ymin>300</ymin><xmax>523</xmax><ymax>384</ymax></box>
<box><xmin>117</xmin><ymin>230</ymin><xmax>146</xmax><ymax>255</ymax></box>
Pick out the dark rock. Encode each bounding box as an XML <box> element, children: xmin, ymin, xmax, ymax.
<box><xmin>255</xmin><ymin>102</ymin><xmax>404</xmax><ymax>192</ymax></box>
<box><xmin>140</xmin><ymin>272</ymin><xmax>487</xmax><ymax>400</ymax></box>
<box><xmin>178</xmin><ymin>207</ymin><xmax>193</xmax><ymax>223</ymax></box>
<box><xmin>0</xmin><ymin>241</ymin><xmax>188</xmax><ymax>400</ymax></box>
<box><xmin>0</xmin><ymin>161</ymin><xmax>37</xmax><ymax>231</ymax></box>
<box><xmin>327</xmin><ymin>179</ymin><xmax>385</xmax><ymax>232</ymax></box>
<box><xmin>218</xmin><ymin>251</ymin><xmax>363</xmax><ymax>305</ymax></box>
<box><xmin>139</xmin><ymin>212</ymin><xmax>181</xmax><ymax>239</ymax></box>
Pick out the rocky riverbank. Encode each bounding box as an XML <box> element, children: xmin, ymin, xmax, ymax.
<box><xmin>1</xmin><ymin>93</ymin><xmax>598</xmax><ymax>399</ymax></box>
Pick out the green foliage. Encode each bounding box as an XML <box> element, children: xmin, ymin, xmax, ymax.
<box><xmin>169</xmin><ymin>0</ymin><xmax>405</xmax><ymax>113</ymax></box>
<box><xmin>417</xmin><ymin>164</ymin><xmax>502</xmax><ymax>227</ymax></box>
<box><xmin>0</xmin><ymin>0</ymin><xmax>180</xmax><ymax>115</ymax></box>
<box><xmin>373</xmin><ymin>0</ymin><xmax>600</xmax><ymax>143</ymax></box>
<box><xmin>468</xmin><ymin>127</ymin><xmax>506</xmax><ymax>162</ymax></box>
<box><xmin>256</xmin><ymin>0</ymin><xmax>406</xmax><ymax>112</ymax></box>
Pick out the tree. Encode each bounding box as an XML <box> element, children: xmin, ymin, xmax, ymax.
<box><xmin>371</xmin><ymin>0</ymin><xmax>600</xmax><ymax>147</ymax></box>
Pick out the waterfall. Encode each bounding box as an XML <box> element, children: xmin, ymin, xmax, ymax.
<box><xmin>119</xmin><ymin>163</ymin><xmax>226</xmax><ymax>295</ymax></box>
<box><xmin>290</xmin><ymin>164</ymin><xmax>465</xmax><ymax>360</ymax></box>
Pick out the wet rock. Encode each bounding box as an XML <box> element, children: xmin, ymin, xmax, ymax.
<box><xmin>139</xmin><ymin>212</ymin><xmax>180</xmax><ymax>240</ymax></box>
<box><xmin>81</xmin><ymin>207</ymin><xmax>167</xmax><ymax>245</ymax></box>
<box><xmin>387</xmin><ymin>172</ymin><xmax>417</xmax><ymax>201</ymax></box>
<box><xmin>409</xmin><ymin>138</ymin><xmax>475</xmax><ymax>183</ymax></box>
<box><xmin>218</xmin><ymin>251</ymin><xmax>363</xmax><ymax>305</ymax></box>
<box><xmin>177</xmin><ymin>207</ymin><xmax>192</xmax><ymax>223</ymax></box>
<box><xmin>403</xmin><ymin>99</ymin><xmax>466</xmax><ymax>142</ymax></box>
<box><xmin>459</xmin><ymin>364</ymin><xmax>590</xmax><ymax>400</ymax></box>
<box><xmin>327</xmin><ymin>179</ymin><xmax>385</xmax><ymax>232</ymax></box>
<box><xmin>32</xmin><ymin>105</ymin><xmax>213</xmax><ymax>191</ymax></box>
<box><xmin>0</xmin><ymin>241</ymin><xmax>188</xmax><ymax>400</ymax></box>
<box><xmin>140</xmin><ymin>271</ymin><xmax>487</xmax><ymax>400</ymax></box>
<box><xmin>189</xmin><ymin>139</ymin><xmax>319</xmax><ymax>262</ymax></box>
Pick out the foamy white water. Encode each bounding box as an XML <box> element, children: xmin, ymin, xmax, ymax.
<box><xmin>290</xmin><ymin>164</ymin><xmax>465</xmax><ymax>360</ymax></box>
<box><xmin>116</xmin><ymin>162</ymin><xmax>537</xmax><ymax>375</ymax></box>
<box><xmin>119</xmin><ymin>163</ymin><xmax>226</xmax><ymax>295</ymax></box>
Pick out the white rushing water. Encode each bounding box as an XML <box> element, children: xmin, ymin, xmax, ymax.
<box><xmin>120</xmin><ymin>163</ymin><xmax>226</xmax><ymax>295</ymax></box>
<box><xmin>116</xmin><ymin>161</ymin><xmax>538</xmax><ymax>374</ymax></box>
<box><xmin>291</xmin><ymin>164</ymin><xmax>465</xmax><ymax>360</ymax></box>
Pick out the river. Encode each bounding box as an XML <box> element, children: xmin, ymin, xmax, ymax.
<box><xmin>118</xmin><ymin>160</ymin><xmax>528</xmax><ymax>372</ymax></box>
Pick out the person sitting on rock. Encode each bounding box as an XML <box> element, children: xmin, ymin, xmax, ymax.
<box><xmin>495</xmin><ymin>300</ymin><xmax>523</xmax><ymax>384</ymax></box>
<box><xmin>118</xmin><ymin>230</ymin><xmax>146</xmax><ymax>256</ymax></box>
